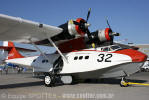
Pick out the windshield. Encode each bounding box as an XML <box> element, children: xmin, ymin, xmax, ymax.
<box><xmin>111</xmin><ymin>45</ymin><xmax>121</xmax><ymax>50</ymax></box>
<box><xmin>103</xmin><ymin>47</ymin><xmax>110</xmax><ymax>51</ymax></box>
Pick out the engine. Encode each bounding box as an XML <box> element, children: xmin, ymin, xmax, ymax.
<box><xmin>68</xmin><ymin>18</ymin><xmax>86</xmax><ymax>36</ymax></box>
<box><xmin>51</xmin><ymin>18</ymin><xmax>88</xmax><ymax>41</ymax></box>
<box><xmin>92</xmin><ymin>28</ymin><xmax>112</xmax><ymax>42</ymax></box>
<box><xmin>91</xmin><ymin>28</ymin><xmax>120</xmax><ymax>44</ymax></box>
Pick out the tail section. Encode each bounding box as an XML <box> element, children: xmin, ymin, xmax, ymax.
<box><xmin>0</xmin><ymin>41</ymin><xmax>24</xmax><ymax>59</ymax></box>
<box><xmin>7</xmin><ymin>41</ymin><xmax>24</xmax><ymax>59</ymax></box>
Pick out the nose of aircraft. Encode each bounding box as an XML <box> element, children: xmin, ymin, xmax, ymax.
<box><xmin>114</xmin><ymin>49</ymin><xmax>147</xmax><ymax>62</ymax></box>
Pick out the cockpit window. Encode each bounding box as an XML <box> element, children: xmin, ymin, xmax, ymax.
<box><xmin>111</xmin><ymin>45</ymin><xmax>121</xmax><ymax>50</ymax></box>
<box><xmin>103</xmin><ymin>47</ymin><xmax>110</xmax><ymax>51</ymax></box>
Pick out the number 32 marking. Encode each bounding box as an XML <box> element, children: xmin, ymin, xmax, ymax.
<box><xmin>97</xmin><ymin>54</ymin><xmax>112</xmax><ymax>62</ymax></box>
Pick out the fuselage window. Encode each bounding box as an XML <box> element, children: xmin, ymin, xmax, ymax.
<box><xmin>85</xmin><ymin>56</ymin><xmax>89</xmax><ymax>59</ymax></box>
<box><xmin>42</xmin><ymin>59</ymin><xmax>48</xmax><ymax>63</ymax></box>
<box><xmin>101</xmin><ymin>48</ymin><xmax>103</xmax><ymax>51</ymax></box>
<box><xmin>45</xmin><ymin>60</ymin><xmax>49</xmax><ymax>63</ymax></box>
<box><xmin>33</xmin><ymin>59</ymin><xmax>36</xmax><ymax>62</ymax></box>
<box><xmin>42</xmin><ymin>60</ymin><xmax>45</xmax><ymax>63</ymax></box>
<box><xmin>74</xmin><ymin>56</ymin><xmax>78</xmax><ymax>60</ymax></box>
<box><xmin>79</xmin><ymin>56</ymin><xmax>83</xmax><ymax>60</ymax></box>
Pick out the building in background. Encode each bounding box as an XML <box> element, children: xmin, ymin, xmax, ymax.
<box><xmin>135</xmin><ymin>44</ymin><xmax>149</xmax><ymax>57</ymax></box>
<box><xmin>133</xmin><ymin>44</ymin><xmax>149</xmax><ymax>71</ymax></box>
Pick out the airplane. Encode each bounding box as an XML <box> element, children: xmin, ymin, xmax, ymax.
<box><xmin>0</xmin><ymin>41</ymin><xmax>54</xmax><ymax>73</ymax></box>
<box><xmin>0</xmin><ymin>41</ymin><xmax>55</xmax><ymax>61</ymax></box>
<box><xmin>0</xmin><ymin>41</ymin><xmax>38</xmax><ymax>73</ymax></box>
<box><xmin>0</xmin><ymin>41</ymin><xmax>37</xmax><ymax>62</ymax></box>
<box><xmin>0</xmin><ymin>9</ymin><xmax>147</xmax><ymax>87</ymax></box>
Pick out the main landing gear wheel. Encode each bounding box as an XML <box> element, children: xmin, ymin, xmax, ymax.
<box><xmin>44</xmin><ymin>74</ymin><xmax>55</xmax><ymax>87</ymax></box>
<box><xmin>120</xmin><ymin>77</ymin><xmax>129</xmax><ymax>87</ymax></box>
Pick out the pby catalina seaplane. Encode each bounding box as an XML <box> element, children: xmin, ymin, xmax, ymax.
<box><xmin>0</xmin><ymin>9</ymin><xmax>147</xmax><ymax>87</ymax></box>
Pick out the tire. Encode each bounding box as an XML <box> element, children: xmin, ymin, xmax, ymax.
<box><xmin>44</xmin><ymin>75</ymin><xmax>52</xmax><ymax>87</ymax></box>
<box><xmin>141</xmin><ymin>68</ymin><xmax>144</xmax><ymax>72</ymax></box>
<box><xmin>120</xmin><ymin>78</ymin><xmax>129</xmax><ymax>87</ymax></box>
<box><xmin>120</xmin><ymin>80</ymin><xmax>129</xmax><ymax>87</ymax></box>
<box><xmin>146</xmin><ymin>68</ymin><xmax>149</xmax><ymax>72</ymax></box>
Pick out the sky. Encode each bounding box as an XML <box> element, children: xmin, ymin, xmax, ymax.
<box><xmin>0</xmin><ymin>0</ymin><xmax>149</xmax><ymax>44</ymax></box>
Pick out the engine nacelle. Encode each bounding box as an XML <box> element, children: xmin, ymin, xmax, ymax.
<box><xmin>68</xmin><ymin>18</ymin><xmax>86</xmax><ymax>36</ymax></box>
<box><xmin>51</xmin><ymin>18</ymin><xmax>87</xmax><ymax>41</ymax></box>
<box><xmin>92</xmin><ymin>28</ymin><xmax>112</xmax><ymax>43</ymax></box>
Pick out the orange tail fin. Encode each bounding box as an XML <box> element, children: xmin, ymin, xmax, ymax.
<box><xmin>0</xmin><ymin>41</ymin><xmax>24</xmax><ymax>59</ymax></box>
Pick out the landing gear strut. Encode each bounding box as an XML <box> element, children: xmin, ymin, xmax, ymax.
<box><xmin>44</xmin><ymin>56</ymin><xmax>63</xmax><ymax>87</ymax></box>
<box><xmin>120</xmin><ymin>77</ymin><xmax>129</xmax><ymax>87</ymax></box>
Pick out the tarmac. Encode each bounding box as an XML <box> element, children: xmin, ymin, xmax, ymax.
<box><xmin>0</xmin><ymin>68</ymin><xmax>149</xmax><ymax>100</ymax></box>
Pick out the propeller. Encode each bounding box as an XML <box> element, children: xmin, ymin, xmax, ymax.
<box><xmin>85</xmin><ymin>8</ymin><xmax>92</xmax><ymax>41</ymax></box>
<box><xmin>73</xmin><ymin>8</ymin><xmax>92</xmax><ymax>40</ymax></box>
<box><xmin>86</xmin><ymin>8</ymin><xmax>91</xmax><ymax>22</ymax></box>
<box><xmin>106</xmin><ymin>17</ymin><xmax>111</xmax><ymax>29</ymax></box>
<box><xmin>106</xmin><ymin>17</ymin><xmax>120</xmax><ymax>45</ymax></box>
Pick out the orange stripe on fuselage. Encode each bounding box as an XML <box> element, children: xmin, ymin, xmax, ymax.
<box><xmin>114</xmin><ymin>49</ymin><xmax>147</xmax><ymax>62</ymax></box>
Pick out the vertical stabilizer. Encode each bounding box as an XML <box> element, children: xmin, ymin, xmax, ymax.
<box><xmin>2</xmin><ymin>41</ymin><xmax>24</xmax><ymax>59</ymax></box>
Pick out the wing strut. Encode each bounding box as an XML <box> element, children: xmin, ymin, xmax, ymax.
<box><xmin>28</xmin><ymin>38</ymin><xmax>52</xmax><ymax>63</ymax></box>
<box><xmin>46</xmin><ymin>37</ymin><xmax>69</xmax><ymax>63</ymax></box>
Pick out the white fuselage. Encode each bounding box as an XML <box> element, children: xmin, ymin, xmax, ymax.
<box><xmin>61</xmin><ymin>50</ymin><xmax>131</xmax><ymax>73</ymax></box>
<box><xmin>5</xmin><ymin>46</ymin><xmax>146</xmax><ymax>79</ymax></box>
<box><xmin>59</xmin><ymin>49</ymin><xmax>144</xmax><ymax>79</ymax></box>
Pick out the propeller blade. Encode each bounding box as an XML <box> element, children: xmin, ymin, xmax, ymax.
<box><xmin>86</xmin><ymin>8</ymin><xmax>91</xmax><ymax>22</ymax></box>
<box><xmin>106</xmin><ymin>17</ymin><xmax>111</xmax><ymax>29</ymax></box>
<box><xmin>72</xmin><ymin>8</ymin><xmax>92</xmax><ymax>40</ymax></box>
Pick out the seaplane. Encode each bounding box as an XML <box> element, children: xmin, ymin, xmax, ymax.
<box><xmin>0</xmin><ymin>9</ymin><xmax>147</xmax><ymax>87</ymax></box>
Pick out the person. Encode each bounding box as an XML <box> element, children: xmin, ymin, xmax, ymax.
<box><xmin>3</xmin><ymin>65</ymin><xmax>8</xmax><ymax>74</ymax></box>
<box><xmin>17</xmin><ymin>66</ymin><xmax>21</xmax><ymax>74</ymax></box>
<box><xmin>0</xmin><ymin>67</ymin><xmax>3</xmax><ymax>75</ymax></box>
<box><xmin>17</xmin><ymin>66</ymin><xmax>24</xmax><ymax>74</ymax></box>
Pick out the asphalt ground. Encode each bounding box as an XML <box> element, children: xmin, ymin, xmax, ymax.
<box><xmin>0</xmin><ymin>69</ymin><xmax>149</xmax><ymax>100</ymax></box>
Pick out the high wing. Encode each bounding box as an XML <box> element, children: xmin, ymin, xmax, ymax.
<box><xmin>0</xmin><ymin>14</ymin><xmax>63</xmax><ymax>43</ymax></box>
<box><xmin>0</xmin><ymin>13</ymin><xmax>120</xmax><ymax>53</ymax></box>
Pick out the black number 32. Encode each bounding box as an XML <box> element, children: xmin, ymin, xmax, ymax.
<box><xmin>97</xmin><ymin>54</ymin><xmax>112</xmax><ymax>62</ymax></box>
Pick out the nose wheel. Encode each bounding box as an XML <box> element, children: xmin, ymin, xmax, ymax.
<box><xmin>120</xmin><ymin>77</ymin><xmax>129</xmax><ymax>87</ymax></box>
